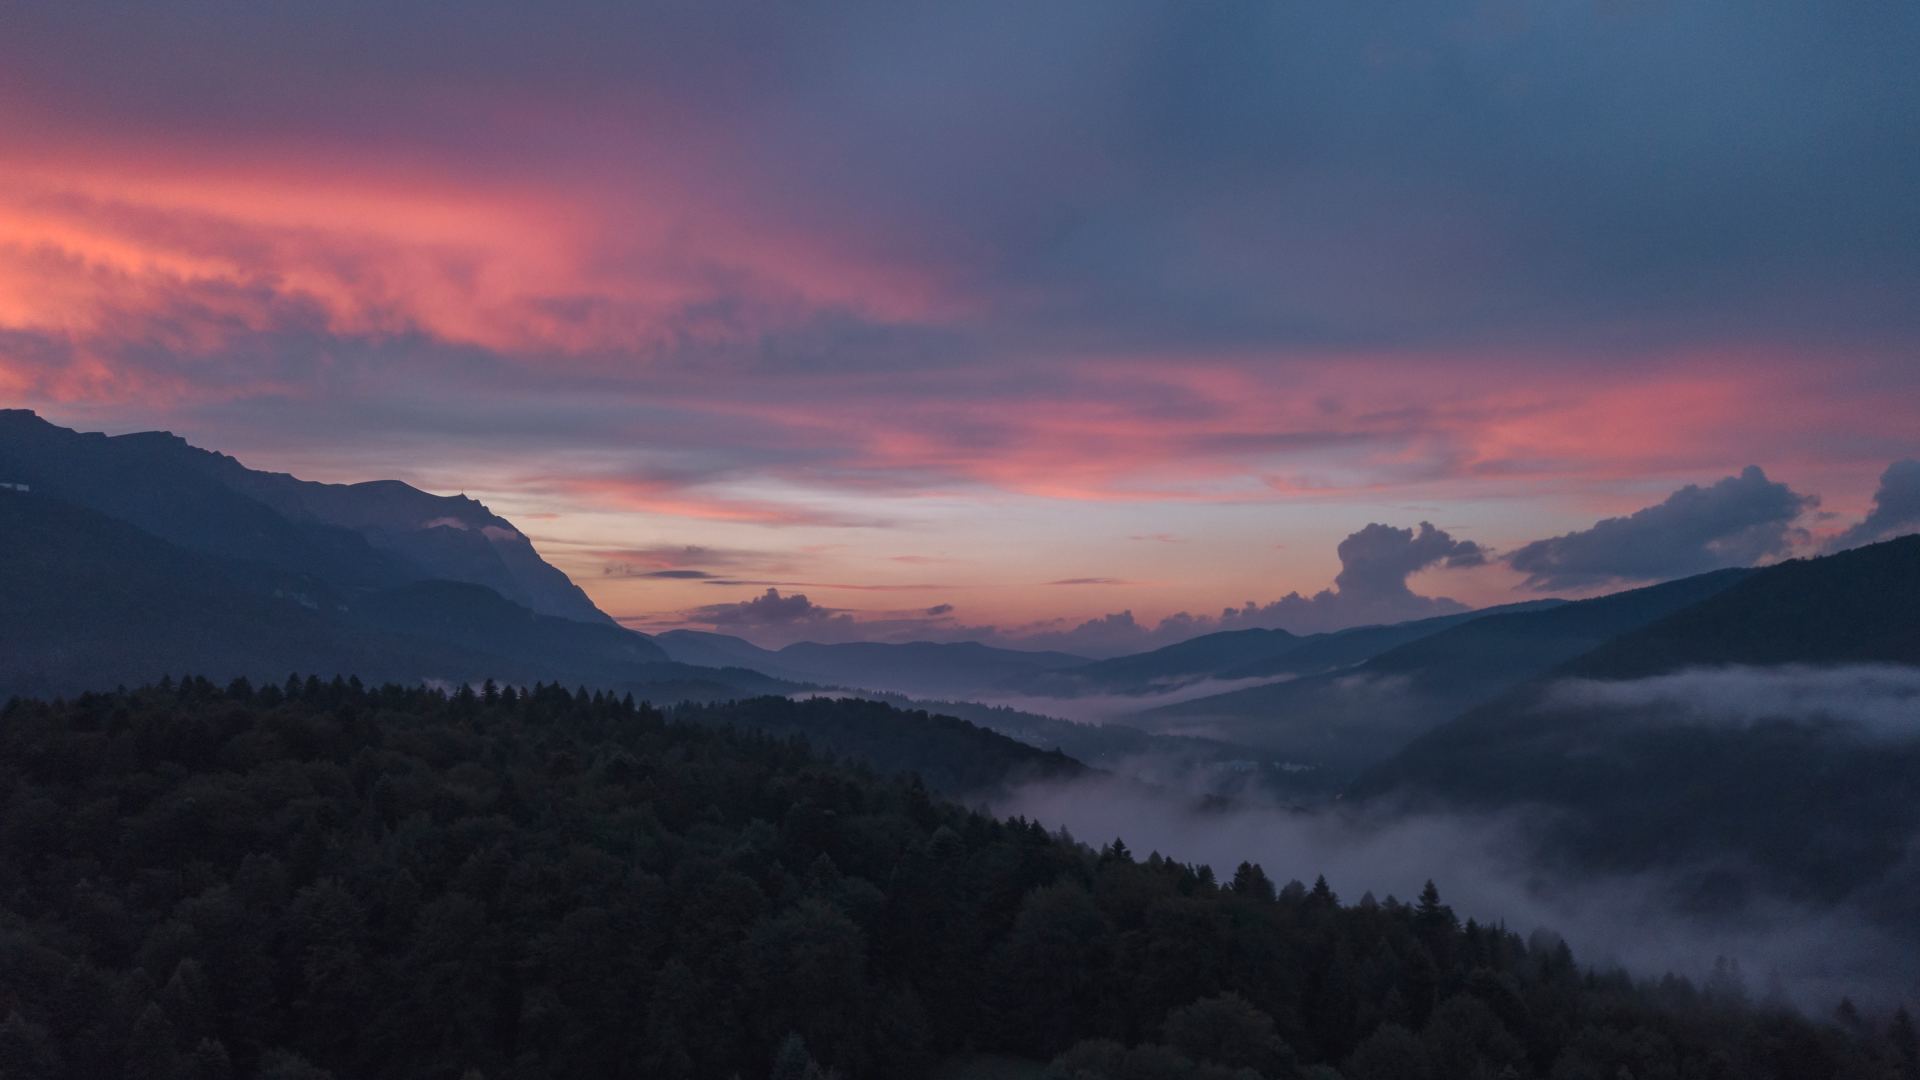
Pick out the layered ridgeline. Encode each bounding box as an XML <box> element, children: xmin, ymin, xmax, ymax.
<box><xmin>1353</xmin><ymin>535</ymin><xmax>1920</xmax><ymax>914</ymax></box>
<box><xmin>1127</xmin><ymin>569</ymin><xmax>1752</xmax><ymax>780</ymax></box>
<box><xmin>998</xmin><ymin>602</ymin><xmax>1564</xmax><ymax>700</ymax></box>
<box><xmin>0</xmin><ymin>680</ymin><xmax>1905</xmax><ymax>1080</ymax></box>
<box><xmin>655</xmin><ymin>631</ymin><xmax>1089</xmax><ymax>700</ymax></box>
<box><xmin>655</xmin><ymin>602</ymin><xmax>1567</xmax><ymax>706</ymax></box>
<box><xmin>0</xmin><ymin>413</ymin><xmax>787</xmax><ymax>701</ymax></box>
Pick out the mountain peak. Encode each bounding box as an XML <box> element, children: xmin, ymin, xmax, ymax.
<box><xmin>0</xmin><ymin>408</ymin><xmax>54</xmax><ymax>430</ymax></box>
<box><xmin>0</xmin><ymin>412</ymin><xmax>613</xmax><ymax>625</ymax></box>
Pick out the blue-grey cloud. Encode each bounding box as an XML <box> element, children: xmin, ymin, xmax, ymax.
<box><xmin>1003</xmin><ymin>522</ymin><xmax>1482</xmax><ymax>653</ymax></box>
<box><xmin>1201</xmin><ymin>522</ymin><xmax>1481</xmax><ymax>636</ymax></box>
<box><xmin>1827</xmin><ymin>460</ymin><xmax>1920</xmax><ymax>553</ymax></box>
<box><xmin>9</xmin><ymin>2</ymin><xmax>1920</xmax><ymax>356</ymax></box>
<box><xmin>690</xmin><ymin>588</ymin><xmax>854</xmax><ymax>632</ymax></box>
<box><xmin>1509</xmin><ymin>467</ymin><xmax>1815</xmax><ymax>590</ymax></box>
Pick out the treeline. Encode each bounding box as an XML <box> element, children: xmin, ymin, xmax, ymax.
<box><xmin>0</xmin><ymin>677</ymin><xmax>1911</xmax><ymax>1080</ymax></box>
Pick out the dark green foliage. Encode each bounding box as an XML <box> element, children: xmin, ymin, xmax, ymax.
<box><xmin>1162</xmin><ymin>992</ymin><xmax>1295</xmax><ymax>1075</ymax></box>
<box><xmin>1045</xmin><ymin>1037</ymin><xmax>1260</xmax><ymax>1079</ymax></box>
<box><xmin>0</xmin><ymin>681</ymin><xmax>1900</xmax><ymax>1079</ymax></box>
<box><xmin>1566</xmin><ymin>535</ymin><xmax>1920</xmax><ymax>678</ymax></box>
<box><xmin>0</xmin><ymin>1012</ymin><xmax>62</xmax><ymax>1080</ymax></box>
<box><xmin>855</xmin><ymin>691</ymin><xmax>1323</xmax><ymax>799</ymax></box>
<box><xmin>671</xmin><ymin>695</ymin><xmax>1084</xmax><ymax>794</ymax></box>
<box><xmin>1345</xmin><ymin>1022</ymin><xmax>1428</xmax><ymax>1080</ymax></box>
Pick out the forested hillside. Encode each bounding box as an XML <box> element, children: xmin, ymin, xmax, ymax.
<box><xmin>1136</xmin><ymin>569</ymin><xmax>1750</xmax><ymax>777</ymax></box>
<box><xmin>1560</xmin><ymin>535</ymin><xmax>1920</xmax><ymax>679</ymax></box>
<box><xmin>0</xmin><ymin>681</ymin><xmax>1909</xmax><ymax>1080</ymax></box>
<box><xmin>1348</xmin><ymin>536</ymin><xmax>1920</xmax><ymax>912</ymax></box>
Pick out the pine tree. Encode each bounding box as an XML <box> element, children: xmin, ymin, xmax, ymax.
<box><xmin>769</xmin><ymin>1033</ymin><xmax>818</xmax><ymax>1080</ymax></box>
<box><xmin>1309</xmin><ymin>874</ymin><xmax>1337</xmax><ymax>906</ymax></box>
<box><xmin>183</xmin><ymin>1038</ymin><xmax>234</xmax><ymax>1080</ymax></box>
<box><xmin>1164</xmin><ymin>992</ymin><xmax>1293</xmax><ymax>1075</ymax></box>
<box><xmin>1229</xmin><ymin>861</ymin><xmax>1276</xmax><ymax>901</ymax></box>
<box><xmin>162</xmin><ymin>959</ymin><xmax>214</xmax><ymax>1042</ymax></box>
<box><xmin>125</xmin><ymin>1002</ymin><xmax>179</xmax><ymax>1080</ymax></box>
<box><xmin>0</xmin><ymin>1012</ymin><xmax>61</xmax><ymax>1080</ymax></box>
<box><xmin>1891</xmin><ymin>1006</ymin><xmax>1918</xmax><ymax>1076</ymax></box>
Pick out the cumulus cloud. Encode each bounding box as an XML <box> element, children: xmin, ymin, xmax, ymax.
<box><xmin>1508</xmin><ymin>467</ymin><xmax>1815</xmax><ymax>591</ymax></box>
<box><xmin>1003</xmin><ymin>521</ymin><xmax>1483</xmax><ymax>654</ymax></box>
<box><xmin>690</xmin><ymin>587</ymin><xmax>854</xmax><ymax>632</ymax></box>
<box><xmin>1827</xmin><ymin>459</ymin><xmax>1920</xmax><ymax>553</ymax></box>
<box><xmin>1011</xmin><ymin>611</ymin><xmax>1178</xmax><ymax>657</ymax></box>
<box><xmin>1208</xmin><ymin>522</ymin><xmax>1484</xmax><ymax>636</ymax></box>
<box><xmin>656</xmin><ymin>593</ymin><xmax>1010</xmax><ymax>649</ymax></box>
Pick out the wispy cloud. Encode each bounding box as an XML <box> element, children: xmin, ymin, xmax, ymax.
<box><xmin>4</xmin><ymin>2</ymin><xmax>1917</xmax><ymax>631</ymax></box>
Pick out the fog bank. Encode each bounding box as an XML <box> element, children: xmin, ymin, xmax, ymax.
<box><xmin>991</xmin><ymin>773</ymin><xmax>1920</xmax><ymax>1009</ymax></box>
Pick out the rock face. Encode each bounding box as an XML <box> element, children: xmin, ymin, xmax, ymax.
<box><xmin>0</xmin><ymin>409</ymin><xmax>610</xmax><ymax>623</ymax></box>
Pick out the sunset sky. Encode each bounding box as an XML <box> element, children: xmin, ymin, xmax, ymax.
<box><xmin>5</xmin><ymin>3</ymin><xmax>1918</xmax><ymax>651</ymax></box>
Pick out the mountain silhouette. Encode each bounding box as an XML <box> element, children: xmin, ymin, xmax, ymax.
<box><xmin>0</xmin><ymin>416</ymin><xmax>800</xmax><ymax>701</ymax></box>
<box><xmin>0</xmin><ymin>409</ymin><xmax>606</xmax><ymax>622</ymax></box>
<box><xmin>1352</xmin><ymin>535</ymin><xmax>1920</xmax><ymax>908</ymax></box>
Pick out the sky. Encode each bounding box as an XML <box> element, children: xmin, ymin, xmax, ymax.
<box><xmin>4</xmin><ymin>2</ymin><xmax>1919</xmax><ymax>653</ymax></box>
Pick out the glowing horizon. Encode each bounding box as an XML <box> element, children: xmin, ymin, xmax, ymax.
<box><xmin>4</xmin><ymin>3</ymin><xmax>1918</xmax><ymax>653</ymax></box>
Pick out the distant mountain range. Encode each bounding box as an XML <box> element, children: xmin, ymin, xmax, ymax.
<box><xmin>1127</xmin><ymin>569</ymin><xmax>1750</xmax><ymax>778</ymax></box>
<box><xmin>1351</xmin><ymin>534</ymin><xmax>1920</xmax><ymax>912</ymax></box>
<box><xmin>12</xmin><ymin>409</ymin><xmax>1920</xmax><ymax>892</ymax></box>
<box><xmin>0</xmin><ymin>413</ymin><xmax>789</xmax><ymax>701</ymax></box>
<box><xmin>1001</xmin><ymin>601</ymin><xmax>1569</xmax><ymax>699</ymax></box>
<box><xmin>650</xmin><ymin>600</ymin><xmax>1573</xmax><ymax>712</ymax></box>
<box><xmin>655</xmin><ymin>629</ymin><xmax>1087</xmax><ymax>698</ymax></box>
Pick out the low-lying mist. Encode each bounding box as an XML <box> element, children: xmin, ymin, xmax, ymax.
<box><xmin>1545</xmin><ymin>663</ymin><xmax>1920</xmax><ymax>735</ymax></box>
<box><xmin>990</xmin><ymin>767</ymin><xmax>1920</xmax><ymax>1011</ymax></box>
<box><xmin>971</xmin><ymin>674</ymin><xmax>1298</xmax><ymax>726</ymax></box>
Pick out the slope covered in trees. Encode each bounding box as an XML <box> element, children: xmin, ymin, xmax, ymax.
<box><xmin>0</xmin><ymin>681</ymin><xmax>1907</xmax><ymax>1080</ymax></box>
<box><xmin>1133</xmin><ymin>569</ymin><xmax>1751</xmax><ymax>777</ymax></box>
<box><xmin>1559</xmin><ymin>534</ymin><xmax>1920</xmax><ymax>680</ymax></box>
<box><xmin>1349</xmin><ymin>536</ymin><xmax>1920</xmax><ymax>910</ymax></box>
